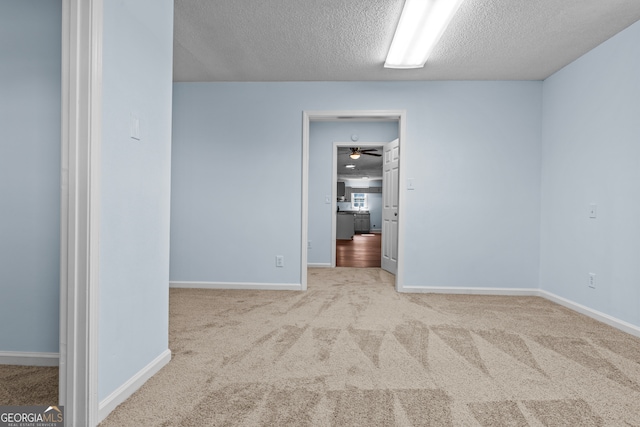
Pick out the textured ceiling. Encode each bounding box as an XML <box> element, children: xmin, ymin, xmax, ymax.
<box><xmin>174</xmin><ymin>0</ymin><xmax>640</xmax><ymax>82</ymax></box>
<box><xmin>337</xmin><ymin>147</ymin><xmax>383</xmax><ymax>180</ymax></box>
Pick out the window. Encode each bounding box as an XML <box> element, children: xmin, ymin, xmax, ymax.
<box><xmin>352</xmin><ymin>193</ymin><xmax>367</xmax><ymax>209</ymax></box>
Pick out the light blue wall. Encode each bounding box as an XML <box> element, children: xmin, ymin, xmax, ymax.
<box><xmin>171</xmin><ymin>81</ymin><xmax>542</xmax><ymax>289</ymax></box>
<box><xmin>99</xmin><ymin>0</ymin><xmax>174</xmax><ymax>400</ymax></box>
<box><xmin>540</xmin><ymin>20</ymin><xmax>640</xmax><ymax>327</ymax></box>
<box><xmin>309</xmin><ymin>122</ymin><xmax>397</xmax><ymax>265</ymax></box>
<box><xmin>0</xmin><ymin>1</ymin><xmax>61</xmax><ymax>353</ymax></box>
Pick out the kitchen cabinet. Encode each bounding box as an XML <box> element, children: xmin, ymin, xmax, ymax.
<box><xmin>354</xmin><ymin>212</ymin><xmax>370</xmax><ymax>234</ymax></box>
<box><xmin>337</xmin><ymin>212</ymin><xmax>355</xmax><ymax>240</ymax></box>
<box><xmin>337</xmin><ymin>211</ymin><xmax>370</xmax><ymax>238</ymax></box>
<box><xmin>342</xmin><ymin>186</ymin><xmax>380</xmax><ymax>202</ymax></box>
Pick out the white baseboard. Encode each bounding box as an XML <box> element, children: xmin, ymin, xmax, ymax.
<box><xmin>398</xmin><ymin>285</ymin><xmax>640</xmax><ymax>339</ymax></box>
<box><xmin>170</xmin><ymin>281</ymin><xmax>303</xmax><ymax>291</ymax></box>
<box><xmin>399</xmin><ymin>286</ymin><xmax>539</xmax><ymax>296</ymax></box>
<box><xmin>308</xmin><ymin>263</ymin><xmax>332</xmax><ymax>268</ymax></box>
<box><xmin>98</xmin><ymin>349</ymin><xmax>171</xmax><ymax>423</ymax></box>
<box><xmin>0</xmin><ymin>351</ymin><xmax>59</xmax><ymax>367</ymax></box>
<box><xmin>539</xmin><ymin>290</ymin><xmax>640</xmax><ymax>339</ymax></box>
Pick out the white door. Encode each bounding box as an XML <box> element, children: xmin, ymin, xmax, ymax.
<box><xmin>382</xmin><ymin>138</ymin><xmax>399</xmax><ymax>274</ymax></box>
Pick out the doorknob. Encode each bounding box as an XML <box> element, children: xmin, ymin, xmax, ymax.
<box><xmin>394</xmin><ymin>213</ymin><xmax>398</xmax><ymax>216</ymax></box>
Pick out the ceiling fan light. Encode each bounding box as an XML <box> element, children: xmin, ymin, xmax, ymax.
<box><xmin>384</xmin><ymin>0</ymin><xmax>465</xmax><ymax>69</ymax></box>
<box><xmin>349</xmin><ymin>153</ymin><xmax>361</xmax><ymax>160</ymax></box>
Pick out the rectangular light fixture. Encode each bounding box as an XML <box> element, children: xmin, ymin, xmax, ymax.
<box><xmin>385</xmin><ymin>0</ymin><xmax>465</xmax><ymax>69</ymax></box>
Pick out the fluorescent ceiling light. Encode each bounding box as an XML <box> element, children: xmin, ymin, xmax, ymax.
<box><xmin>385</xmin><ymin>0</ymin><xmax>465</xmax><ymax>69</ymax></box>
<box><xmin>346</xmin><ymin>164</ymin><xmax>356</xmax><ymax>169</ymax></box>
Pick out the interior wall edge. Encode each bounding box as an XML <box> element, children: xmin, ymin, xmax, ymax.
<box><xmin>97</xmin><ymin>349</ymin><xmax>171</xmax><ymax>424</ymax></box>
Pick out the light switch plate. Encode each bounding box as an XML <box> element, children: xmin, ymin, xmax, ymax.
<box><xmin>407</xmin><ymin>178</ymin><xmax>415</xmax><ymax>190</ymax></box>
<box><xmin>589</xmin><ymin>203</ymin><xmax>597</xmax><ymax>219</ymax></box>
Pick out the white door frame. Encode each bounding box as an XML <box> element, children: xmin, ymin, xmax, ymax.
<box><xmin>301</xmin><ymin>110</ymin><xmax>407</xmax><ymax>292</ymax></box>
<box><xmin>60</xmin><ymin>0</ymin><xmax>103</xmax><ymax>425</ymax></box>
<box><xmin>331</xmin><ymin>142</ymin><xmax>385</xmax><ymax>268</ymax></box>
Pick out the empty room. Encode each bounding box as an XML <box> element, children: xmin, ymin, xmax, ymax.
<box><xmin>2</xmin><ymin>0</ymin><xmax>640</xmax><ymax>425</ymax></box>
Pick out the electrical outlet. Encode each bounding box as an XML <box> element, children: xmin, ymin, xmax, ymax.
<box><xmin>588</xmin><ymin>273</ymin><xmax>596</xmax><ymax>289</ymax></box>
<box><xmin>276</xmin><ymin>255</ymin><xmax>284</xmax><ymax>267</ymax></box>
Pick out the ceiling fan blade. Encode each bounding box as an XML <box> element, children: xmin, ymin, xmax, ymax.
<box><xmin>360</xmin><ymin>149</ymin><xmax>379</xmax><ymax>153</ymax></box>
<box><xmin>362</xmin><ymin>152</ymin><xmax>382</xmax><ymax>157</ymax></box>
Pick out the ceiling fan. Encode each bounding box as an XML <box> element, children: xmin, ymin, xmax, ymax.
<box><xmin>349</xmin><ymin>147</ymin><xmax>381</xmax><ymax>159</ymax></box>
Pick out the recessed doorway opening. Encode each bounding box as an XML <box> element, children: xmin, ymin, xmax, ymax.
<box><xmin>301</xmin><ymin>110</ymin><xmax>407</xmax><ymax>292</ymax></box>
<box><xmin>334</xmin><ymin>143</ymin><xmax>384</xmax><ymax>269</ymax></box>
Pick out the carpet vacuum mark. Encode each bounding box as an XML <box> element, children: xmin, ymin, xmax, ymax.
<box><xmin>100</xmin><ymin>268</ymin><xmax>640</xmax><ymax>426</ymax></box>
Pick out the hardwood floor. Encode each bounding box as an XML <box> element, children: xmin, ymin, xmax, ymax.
<box><xmin>336</xmin><ymin>233</ymin><xmax>381</xmax><ymax>268</ymax></box>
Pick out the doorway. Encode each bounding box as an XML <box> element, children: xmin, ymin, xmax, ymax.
<box><xmin>301</xmin><ymin>110</ymin><xmax>407</xmax><ymax>292</ymax></box>
<box><xmin>333</xmin><ymin>143</ymin><xmax>384</xmax><ymax>269</ymax></box>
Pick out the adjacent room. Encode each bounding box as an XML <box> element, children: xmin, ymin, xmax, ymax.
<box><xmin>334</xmin><ymin>145</ymin><xmax>385</xmax><ymax>268</ymax></box>
<box><xmin>2</xmin><ymin>0</ymin><xmax>640</xmax><ymax>425</ymax></box>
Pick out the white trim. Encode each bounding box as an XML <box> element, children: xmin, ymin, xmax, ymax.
<box><xmin>60</xmin><ymin>0</ymin><xmax>103</xmax><ymax>425</ymax></box>
<box><xmin>395</xmin><ymin>113</ymin><xmax>407</xmax><ymax>292</ymax></box>
<box><xmin>301</xmin><ymin>112</ymin><xmax>310</xmax><ymax>291</ymax></box>
<box><xmin>331</xmin><ymin>143</ymin><xmax>337</xmax><ymax>268</ymax></box>
<box><xmin>170</xmin><ymin>281</ymin><xmax>303</xmax><ymax>291</ymax></box>
<box><xmin>308</xmin><ymin>263</ymin><xmax>332</xmax><ymax>268</ymax></box>
<box><xmin>400</xmin><ymin>286</ymin><xmax>540</xmax><ymax>296</ymax></box>
<box><xmin>59</xmin><ymin>0</ymin><xmax>70</xmax><ymax>406</ymax></box>
<box><xmin>302</xmin><ymin>110</ymin><xmax>407</xmax><ymax>293</ymax></box>
<box><xmin>539</xmin><ymin>290</ymin><xmax>640</xmax><ymax>339</ymax></box>
<box><xmin>98</xmin><ymin>349</ymin><xmax>171</xmax><ymax>423</ymax></box>
<box><xmin>0</xmin><ymin>352</ymin><xmax>60</xmax><ymax>367</ymax></box>
<box><xmin>399</xmin><ymin>285</ymin><xmax>640</xmax><ymax>339</ymax></box>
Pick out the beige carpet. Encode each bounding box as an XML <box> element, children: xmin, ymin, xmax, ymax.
<box><xmin>0</xmin><ymin>365</ymin><xmax>57</xmax><ymax>405</ymax></box>
<box><xmin>97</xmin><ymin>267</ymin><xmax>640</xmax><ymax>426</ymax></box>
